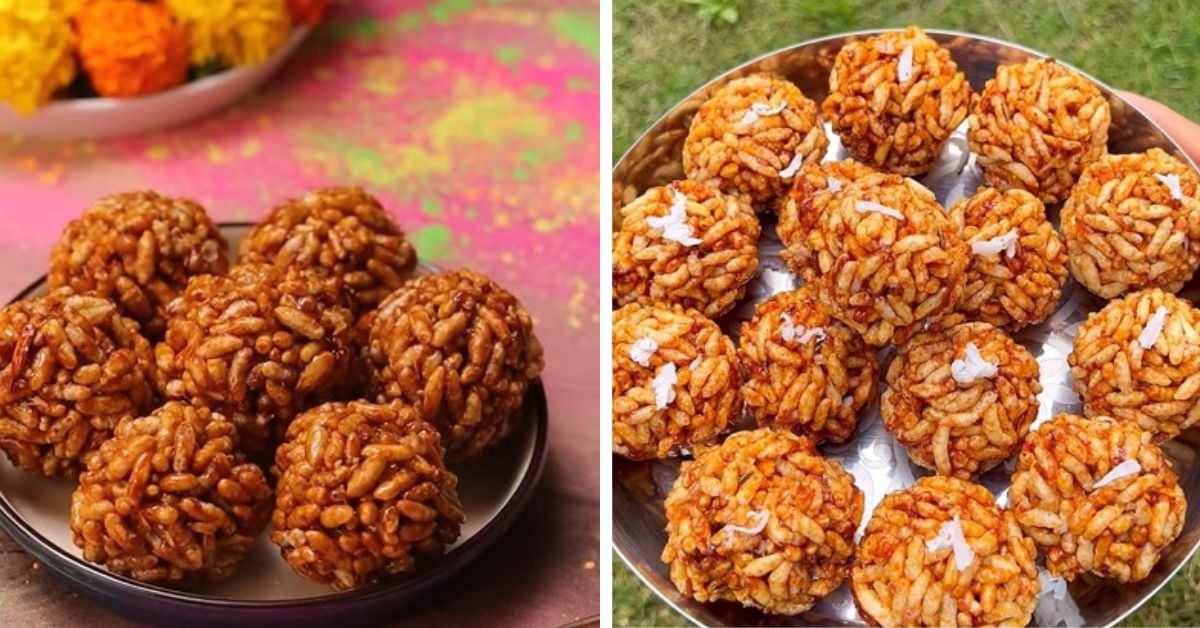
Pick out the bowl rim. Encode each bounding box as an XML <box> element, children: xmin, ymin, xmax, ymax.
<box><xmin>612</xmin><ymin>27</ymin><xmax>1200</xmax><ymax>628</ymax></box>
<box><xmin>0</xmin><ymin>220</ymin><xmax>550</xmax><ymax>614</ymax></box>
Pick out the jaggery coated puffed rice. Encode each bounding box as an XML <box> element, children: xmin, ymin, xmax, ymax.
<box><xmin>0</xmin><ymin>289</ymin><xmax>154</xmax><ymax>478</ymax></box>
<box><xmin>611</xmin><ymin>303</ymin><xmax>740</xmax><ymax>459</ymax></box>
<box><xmin>1061</xmin><ymin>148</ymin><xmax>1200</xmax><ymax>299</ymax></box>
<box><xmin>613</xmin><ymin>179</ymin><xmax>761</xmax><ymax>319</ymax></box>
<box><xmin>154</xmin><ymin>263</ymin><xmax>357</xmax><ymax>451</ymax></box>
<box><xmin>777</xmin><ymin>159</ymin><xmax>878</xmax><ymax>281</ymax></box>
<box><xmin>948</xmin><ymin>187</ymin><xmax>1069</xmax><ymax>330</ymax></box>
<box><xmin>69</xmin><ymin>402</ymin><xmax>272</xmax><ymax>583</ymax></box>
<box><xmin>882</xmin><ymin>322</ymin><xmax>1040</xmax><ymax>479</ymax></box>
<box><xmin>737</xmin><ymin>287</ymin><xmax>877</xmax><ymax>444</ymax></box>
<box><xmin>851</xmin><ymin>476</ymin><xmax>1040</xmax><ymax>627</ymax></box>
<box><xmin>365</xmin><ymin>269</ymin><xmax>543</xmax><ymax>462</ymax></box>
<box><xmin>272</xmin><ymin>400</ymin><xmax>464</xmax><ymax>590</ymax></box>
<box><xmin>238</xmin><ymin>186</ymin><xmax>418</xmax><ymax>315</ymax></box>
<box><xmin>48</xmin><ymin>191</ymin><xmax>229</xmax><ymax>337</ymax></box>
<box><xmin>1008</xmin><ymin>414</ymin><xmax>1186</xmax><ymax>583</ymax></box>
<box><xmin>810</xmin><ymin>172</ymin><xmax>968</xmax><ymax>347</ymax></box>
<box><xmin>1069</xmin><ymin>288</ymin><xmax>1200</xmax><ymax>442</ymax></box>
<box><xmin>662</xmin><ymin>428</ymin><xmax>863</xmax><ymax>615</ymax></box>
<box><xmin>968</xmin><ymin>58</ymin><xmax>1111</xmax><ymax>204</ymax></box>
<box><xmin>682</xmin><ymin>73</ymin><xmax>829</xmax><ymax>210</ymax></box>
<box><xmin>823</xmin><ymin>27</ymin><xmax>971</xmax><ymax>176</ymax></box>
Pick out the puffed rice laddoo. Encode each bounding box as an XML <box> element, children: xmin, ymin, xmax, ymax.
<box><xmin>1069</xmin><ymin>288</ymin><xmax>1200</xmax><ymax>442</ymax></box>
<box><xmin>682</xmin><ymin>73</ymin><xmax>829</xmax><ymax>210</ymax></box>
<box><xmin>852</xmin><ymin>476</ymin><xmax>1040</xmax><ymax>627</ymax></box>
<box><xmin>612</xmin><ymin>303</ymin><xmax>739</xmax><ymax>459</ymax></box>
<box><xmin>272</xmin><ymin>400</ymin><xmax>464</xmax><ymax>590</ymax></box>
<box><xmin>0</xmin><ymin>289</ymin><xmax>154</xmax><ymax>478</ymax></box>
<box><xmin>1009</xmin><ymin>414</ymin><xmax>1186</xmax><ymax>583</ymax></box>
<box><xmin>1061</xmin><ymin>148</ymin><xmax>1200</xmax><ymax>299</ymax></box>
<box><xmin>968</xmin><ymin>58</ymin><xmax>1110</xmax><ymax>203</ymax></box>
<box><xmin>613</xmin><ymin>180</ymin><xmax>760</xmax><ymax>319</ymax></box>
<box><xmin>662</xmin><ymin>428</ymin><xmax>863</xmax><ymax>615</ymax></box>
<box><xmin>777</xmin><ymin>159</ymin><xmax>877</xmax><ymax>281</ymax></box>
<box><xmin>948</xmin><ymin>187</ymin><xmax>1069</xmax><ymax>330</ymax></box>
<box><xmin>882</xmin><ymin>322</ymin><xmax>1040</xmax><ymax>479</ymax></box>
<box><xmin>823</xmin><ymin>27</ymin><xmax>971</xmax><ymax>176</ymax></box>
<box><xmin>737</xmin><ymin>287</ymin><xmax>877</xmax><ymax>444</ymax></box>
<box><xmin>69</xmin><ymin>402</ymin><xmax>272</xmax><ymax>583</ymax></box>
<box><xmin>809</xmin><ymin>172</ymin><xmax>968</xmax><ymax>347</ymax></box>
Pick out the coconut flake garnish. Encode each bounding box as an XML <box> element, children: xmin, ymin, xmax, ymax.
<box><xmin>855</xmin><ymin>200</ymin><xmax>905</xmax><ymax>221</ymax></box>
<box><xmin>780</xmin><ymin>312</ymin><xmax>826</xmax><ymax>344</ymax></box>
<box><xmin>897</xmin><ymin>45</ymin><xmax>914</xmax><ymax>82</ymax></box>
<box><xmin>925</xmin><ymin>515</ymin><xmax>975</xmax><ymax>571</ymax></box>
<box><xmin>971</xmin><ymin>229</ymin><xmax>1019</xmax><ymax>258</ymax></box>
<box><xmin>721</xmin><ymin>510</ymin><xmax>769</xmax><ymax>538</ymax></box>
<box><xmin>1094</xmin><ymin>459</ymin><xmax>1142</xmax><ymax>489</ymax></box>
<box><xmin>651</xmin><ymin>362</ymin><xmax>678</xmax><ymax>410</ymax></box>
<box><xmin>739</xmin><ymin>101</ymin><xmax>786</xmax><ymax>125</ymax></box>
<box><xmin>951</xmin><ymin>342</ymin><xmax>998</xmax><ymax>384</ymax></box>
<box><xmin>827</xmin><ymin>177</ymin><xmax>843</xmax><ymax>193</ymax></box>
<box><xmin>1035</xmin><ymin>569</ymin><xmax>1084</xmax><ymax>628</ymax></box>
<box><xmin>779</xmin><ymin>153</ymin><xmax>804</xmax><ymax>178</ymax></box>
<box><xmin>1156</xmin><ymin>173</ymin><xmax>1184</xmax><ymax>201</ymax></box>
<box><xmin>1138</xmin><ymin>306</ymin><xmax>1169</xmax><ymax>349</ymax></box>
<box><xmin>646</xmin><ymin>189</ymin><xmax>703</xmax><ymax>246</ymax></box>
<box><xmin>629</xmin><ymin>337</ymin><xmax>658</xmax><ymax>367</ymax></box>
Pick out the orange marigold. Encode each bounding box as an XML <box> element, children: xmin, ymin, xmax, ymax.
<box><xmin>286</xmin><ymin>0</ymin><xmax>331</xmax><ymax>25</ymax></box>
<box><xmin>74</xmin><ymin>0</ymin><xmax>189</xmax><ymax>98</ymax></box>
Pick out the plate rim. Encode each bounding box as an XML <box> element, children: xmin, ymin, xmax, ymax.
<box><xmin>0</xmin><ymin>221</ymin><xmax>550</xmax><ymax>617</ymax></box>
<box><xmin>612</xmin><ymin>27</ymin><xmax>1200</xmax><ymax>628</ymax></box>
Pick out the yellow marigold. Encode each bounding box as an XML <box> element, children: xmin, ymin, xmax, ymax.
<box><xmin>286</xmin><ymin>0</ymin><xmax>331</xmax><ymax>25</ymax></box>
<box><xmin>164</xmin><ymin>0</ymin><xmax>292</xmax><ymax>67</ymax></box>
<box><xmin>0</xmin><ymin>0</ymin><xmax>75</xmax><ymax>115</ymax></box>
<box><xmin>74</xmin><ymin>0</ymin><xmax>189</xmax><ymax>98</ymax></box>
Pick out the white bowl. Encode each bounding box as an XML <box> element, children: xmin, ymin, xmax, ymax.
<box><xmin>0</xmin><ymin>26</ymin><xmax>310</xmax><ymax>140</ymax></box>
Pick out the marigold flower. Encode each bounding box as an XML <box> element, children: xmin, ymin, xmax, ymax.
<box><xmin>0</xmin><ymin>0</ymin><xmax>76</xmax><ymax>115</ymax></box>
<box><xmin>74</xmin><ymin>0</ymin><xmax>189</xmax><ymax>98</ymax></box>
<box><xmin>286</xmin><ymin>0</ymin><xmax>331</xmax><ymax>25</ymax></box>
<box><xmin>164</xmin><ymin>0</ymin><xmax>292</xmax><ymax>67</ymax></box>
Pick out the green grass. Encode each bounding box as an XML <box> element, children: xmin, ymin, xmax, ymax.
<box><xmin>613</xmin><ymin>1</ymin><xmax>1200</xmax><ymax>625</ymax></box>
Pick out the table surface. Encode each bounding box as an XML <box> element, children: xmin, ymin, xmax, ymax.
<box><xmin>0</xmin><ymin>1</ymin><xmax>600</xmax><ymax>625</ymax></box>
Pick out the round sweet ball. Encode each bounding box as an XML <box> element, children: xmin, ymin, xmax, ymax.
<box><xmin>810</xmin><ymin>172</ymin><xmax>968</xmax><ymax>347</ymax></box>
<box><xmin>272</xmin><ymin>400</ymin><xmax>464</xmax><ymax>590</ymax></box>
<box><xmin>0</xmin><ymin>289</ymin><xmax>155</xmax><ymax>477</ymax></box>
<box><xmin>1009</xmin><ymin>414</ymin><xmax>1186</xmax><ymax>583</ymax></box>
<box><xmin>737</xmin><ymin>287</ymin><xmax>877</xmax><ymax>444</ymax></box>
<box><xmin>238</xmin><ymin>186</ymin><xmax>418</xmax><ymax>315</ymax></box>
<box><xmin>852</xmin><ymin>476</ymin><xmax>1040</xmax><ymax>627</ymax></box>
<box><xmin>968</xmin><ymin>58</ymin><xmax>1111</xmax><ymax>203</ymax></box>
<box><xmin>662</xmin><ymin>428</ymin><xmax>863</xmax><ymax>615</ymax></box>
<box><xmin>613</xmin><ymin>180</ymin><xmax>760</xmax><ymax>319</ymax></box>
<box><xmin>49</xmin><ymin>191</ymin><xmax>229</xmax><ymax>338</ymax></box>
<box><xmin>1061</xmin><ymin>148</ymin><xmax>1200</xmax><ymax>299</ymax></box>
<box><xmin>882</xmin><ymin>322</ymin><xmax>1040</xmax><ymax>479</ymax></box>
<box><xmin>611</xmin><ymin>303</ymin><xmax>740</xmax><ymax>460</ymax></box>
<box><xmin>777</xmin><ymin>159</ymin><xmax>877</xmax><ymax>281</ymax></box>
<box><xmin>1069</xmin><ymin>288</ymin><xmax>1200</xmax><ymax>441</ymax></box>
<box><xmin>73</xmin><ymin>0</ymin><xmax>190</xmax><ymax>98</ymax></box>
<box><xmin>682</xmin><ymin>73</ymin><xmax>829</xmax><ymax>210</ymax></box>
<box><xmin>365</xmin><ymin>269</ymin><xmax>543</xmax><ymax>462</ymax></box>
<box><xmin>823</xmin><ymin>27</ymin><xmax>971</xmax><ymax>176</ymax></box>
<box><xmin>948</xmin><ymin>187</ymin><xmax>1068</xmax><ymax>330</ymax></box>
<box><xmin>154</xmin><ymin>264</ymin><xmax>357</xmax><ymax>452</ymax></box>
<box><xmin>69</xmin><ymin>402</ymin><xmax>272</xmax><ymax>583</ymax></box>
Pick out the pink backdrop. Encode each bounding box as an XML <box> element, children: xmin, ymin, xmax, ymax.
<box><xmin>0</xmin><ymin>1</ymin><xmax>599</xmax><ymax>625</ymax></box>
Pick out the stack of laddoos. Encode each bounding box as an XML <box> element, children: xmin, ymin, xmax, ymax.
<box><xmin>612</xmin><ymin>26</ymin><xmax>1200</xmax><ymax>626</ymax></box>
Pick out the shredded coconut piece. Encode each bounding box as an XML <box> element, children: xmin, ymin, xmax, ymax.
<box><xmin>1138</xmin><ymin>306</ymin><xmax>1169</xmax><ymax>349</ymax></box>
<box><xmin>651</xmin><ymin>362</ymin><xmax>678</xmax><ymax>410</ymax></box>
<box><xmin>739</xmin><ymin>101</ymin><xmax>786</xmax><ymax>125</ymax></box>
<box><xmin>779</xmin><ymin>153</ymin><xmax>804</xmax><ymax>178</ymax></box>
<box><xmin>646</xmin><ymin>189</ymin><xmax>702</xmax><ymax>246</ymax></box>
<box><xmin>1035</xmin><ymin>569</ymin><xmax>1084</xmax><ymax>628</ymax></box>
<box><xmin>688</xmin><ymin>355</ymin><xmax>702</xmax><ymax>371</ymax></box>
<box><xmin>780</xmin><ymin>312</ymin><xmax>826</xmax><ymax>344</ymax></box>
<box><xmin>855</xmin><ymin>200</ymin><xmax>905</xmax><ymax>221</ymax></box>
<box><xmin>1156</xmin><ymin>173</ymin><xmax>1184</xmax><ymax>201</ymax></box>
<box><xmin>721</xmin><ymin>510</ymin><xmax>769</xmax><ymax>537</ymax></box>
<box><xmin>971</xmin><ymin>229</ymin><xmax>1019</xmax><ymax>258</ymax></box>
<box><xmin>925</xmin><ymin>515</ymin><xmax>974</xmax><ymax>571</ymax></box>
<box><xmin>1094</xmin><ymin>459</ymin><xmax>1142</xmax><ymax>489</ymax></box>
<box><xmin>827</xmin><ymin>177</ymin><xmax>843</xmax><ymax>193</ymax></box>
<box><xmin>629</xmin><ymin>337</ymin><xmax>658</xmax><ymax>368</ymax></box>
<box><xmin>897</xmin><ymin>45</ymin><xmax>914</xmax><ymax>82</ymax></box>
<box><xmin>951</xmin><ymin>342</ymin><xmax>998</xmax><ymax>384</ymax></box>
